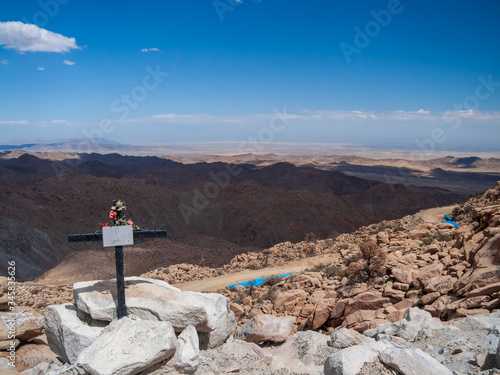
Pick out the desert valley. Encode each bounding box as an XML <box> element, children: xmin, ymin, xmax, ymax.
<box><xmin>2</xmin><ymin>1</ymin><xmax>500</xmax><ymax>374</ymax></box>
<box><xmin>0</xmin><ymin>148</ymin><xmax>500</xmax><ymax>375</ymax></box>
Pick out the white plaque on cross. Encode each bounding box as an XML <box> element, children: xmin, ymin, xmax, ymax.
<box><xmin>102</xmin><ymin>226</ymin><xmax>134</xmax><ymax>247</ymax></box>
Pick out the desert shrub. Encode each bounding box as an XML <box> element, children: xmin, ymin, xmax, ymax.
<box><xmin>261</xmin><ymin>275</ymin><xmax>282</xmax><ymax>287</ymax></box>
<box><xmin>377</xmin><ymin>222</ymin><xmax>391</xmax><ymax>231</ymax></box>
<box><xmin>306</xmin><ymin>263</ymin><xmax>328</xmax><ymax>272</ymax></box>
<box><xmin>304</xmin><ymin>232</ymin><xmax>318</xmax><ymax>243</ymax></box>
<box><xmin>232</xmin><ymin>290</ymin><xmax>246</xmax><ymax>304</ymax></box>
<box><xmin>359</xmin><ymin>242</ymin><xmax>386</xmax><ymax>277</ymax></box>
<box><xmin>306</xmin><ymin>263</ymin><xmax>340</xmax><ymax>278</ymax></box>
<box><xmin>247</xmin><ymin>279</ymin><xmax>257</xmax><ymax>296</ymax></box>
<box><xmin>343</xmin><ymin>254</ymin><xmax>360</xmax><ymax>267</ymax></box>
<box><xmin>348</xmin><ymin>242</ymin><xmax>386</xmax><ymax>283</ymax></box>
<box><xmin>340</xmin><ymin>269</ymin><xmax>350</xmax><ymax>278</ymax></box>
<box><xmin>392</xmin><ymin>225</ymin><xmax>404</xmax><ymax>232</ymax></box>
<box><xmin>437</xmin><ymin>232</ymin><xmax>453</xmax><ymax>242</ymax></box>
<box><xmin>248</xmin><ymin>264</ymin><xmax>263</xmax><ymax>270</ymax></box>
<box><xmin>421</xmin><ymin>235</ymin><xmax>435</xmax><ymax>246</ymax></box>
<box><xmin>346</xmin><ymin>262</ymin><xmax>364</xmax><ymax>284</ymax></box>
<box><xmin>325</xmin><ymin>264</ymin><xmax>341</xmax><ymax>278</ymax></box>
<box><xmin>302</xmin><ymin>243</ymin><xmax>317</xmax><ymax>257</ymax></box>
<box><xmin>259</xmin><ymin>287</ymin><xmax>278</xmax><ymax>302</ymax></box>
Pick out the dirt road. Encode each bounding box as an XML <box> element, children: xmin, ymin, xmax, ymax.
<box><xmin>174</xmin><ymin>205</ymin><xmax>459</xmax><ymax>292</ymax></box>
<box><xmin>173</xmin><ymin>253</ymin><xmax>340</xmax><ymax>292</ymax></box>
<box><xmin>415</xmin><ymin>205</ymin><xmax>458</xmax><ymax>223</ymax></box>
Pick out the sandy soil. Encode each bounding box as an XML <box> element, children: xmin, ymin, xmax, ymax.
<box><xmin>415</xmin><ymin>205</ymin><xmax>458</xmax><ymax>223</ymax></box>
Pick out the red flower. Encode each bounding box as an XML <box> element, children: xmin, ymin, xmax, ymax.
<box><xmin>103</xmin><ymin>222</ymin><xmax>109</xmax><ymax>227</ymax></box>
<box><xmin>127</xmin><ymin>219</ymin><xmax>133</xmax><ymax>226</ymax></box>
<box><xmin>109</xmin><ymin>211</ymin><xmax>117</xmax><ymax>220</ymax></box>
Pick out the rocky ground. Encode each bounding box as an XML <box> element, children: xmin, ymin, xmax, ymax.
<box><xmin>1</xmin><ymin>182</ymin><xmax>499</xmax><ymax>374</ymax></box>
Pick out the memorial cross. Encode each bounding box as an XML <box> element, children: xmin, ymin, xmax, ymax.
<box><xmin>68</xmin><ymin>200</ymin><xmax>166</xmax><ymax>318</ymax></box>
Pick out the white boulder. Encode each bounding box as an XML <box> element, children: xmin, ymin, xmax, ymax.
<box><xmin>73</xmin><ymin>277</ymin><xmax>208</xmax><ymax>331</ymax></box>
<box><xmin>380</xmin><ymin>347</ymin><xmax>453</xmax><ymax>375</ymax></box>
<box><xmin>330</xmin><ymin>328</ymin><xmax>374</xmax><ymax>349</ymax></box>
<box><xmin>324</xmin><ymin>345</ymin><xmax>379</xmax><ymax>375</ymax></box>
<box><xmin>77</xmin><ymin>316</ymin><xmax>177</xmax><ymax>375</ymax></box>
<box><xmin>184</xmin><ymin>292</ymin><xmax>237</xmax><ymax>348</ymax></box>
<box><xmin>173</xmin><ymin>326</ymin><xmax>199</xmax><ymax>374</ymax></box>
<box><xmin>44</xmin><ymin>304</ymin><xmax>105</xmax><ymax>364</ymax></box>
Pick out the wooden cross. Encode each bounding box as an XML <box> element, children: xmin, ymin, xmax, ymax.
<box><xmin>68</xmin><ymin>201</ymin><xmax>166</xmax><ymax>319</ymax></box>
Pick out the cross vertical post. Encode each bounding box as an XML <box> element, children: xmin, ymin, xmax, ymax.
<box><xmin>68</xmin><ymin>200</ymin><xmax>167</xmax><ymax>320</ymax></box>
<box><xmin>114</xmin><ymin>245</ymin><xmax>127</xmax><ymax>318</ymax></box>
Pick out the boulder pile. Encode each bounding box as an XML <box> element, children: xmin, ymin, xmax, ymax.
<box><xmin>22</xmin><ymin>277</ymin><xmax>236</xmax><ymax>375</ymax></box>
<box><xmin>223</xmin><ymin>182</ymin><xmax>500</xmax><ymax>333</ymax></box>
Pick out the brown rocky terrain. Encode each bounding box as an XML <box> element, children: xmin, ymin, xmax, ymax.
<box><xmin>0</xmin><ymin>152</ymin><xmax>461</xmax><ymax>281</ymax></box>
<box><xmin>2</xmin><ymin>182</ymin><xmax>500</xmax><ymax>375</ymax></box>
<box><xmin>13</xmin><ymin>182</ymin><xmax>500</xmax><ymax>333</ymax></box>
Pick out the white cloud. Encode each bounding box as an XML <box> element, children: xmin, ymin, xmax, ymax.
<box><xmin>1</xmin><ymin>59</ymin><xmax>7</xmax><ymax>65</ymax></box>
<box><xmin>141</xmin><ymin>47</ymin><xmax>160</xmax><ymax>52</ymax></box>
<box><xmin>37</xmin><ymin>67</ymin><xmax>45</xmax><ymax>70</ymax></box>
<box><xmin>0</xmin><ymin>120</ymin><xmax>29</xmax><ymax>125</ymax></box>
<box><xmin>50</xmin><ymin>119</ymin><xmax>70</xmax><ymax>125</ymax></box>
<box><xmin>0</xmin><ymin>21</ymin><xmax>80</xmax><ymax>53</ymax></box>
<box><xmin>443</xmin><ymin>110</ymin><xmax>500</xmax><ymax>121</ymax></box>
<box><xmin>63</xmin><ymin>60</ymin><xmax>75</xmax><ymax>65</ymax></box>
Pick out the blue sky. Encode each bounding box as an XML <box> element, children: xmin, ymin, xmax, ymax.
<box><xmin>0</xmin><ymin>0</ymin><xmax>499</xmax><ymax>151</ymax></box>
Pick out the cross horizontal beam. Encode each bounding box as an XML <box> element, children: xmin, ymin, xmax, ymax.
<box><xmin>68</xmin><ymin>229</ymin><xmax>167</xmax><ymax>243</ymax></box>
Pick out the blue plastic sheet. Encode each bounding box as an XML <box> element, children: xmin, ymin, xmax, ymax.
<box><xmin>227</xmin><ymin>273</ymin><xmax>293</xmax><ymax>289</ymax></box>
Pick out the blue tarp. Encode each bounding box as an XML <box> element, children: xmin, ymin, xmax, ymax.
<box><xmin>444</xmin><ymin>214</ymin><xmax>453</xmax><ymax>221</ymax></box>
<box><xmin>227</xmin><ymin>273</ymin><xmax>293</xmax><ymax>289</ymax></box>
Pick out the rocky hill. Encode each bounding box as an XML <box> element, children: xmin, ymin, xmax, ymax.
<box><xmin>0</xmin><ymin>152</ymin><xmax>462</xmax><ymax>281</ymax></box>
<box><xmin>4</xmin><ymin>182</ymin><xmax>500</xmax><ymax>375</ymax></box>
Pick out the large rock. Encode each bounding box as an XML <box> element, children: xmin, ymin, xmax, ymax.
<box><xmin>324</xmin><ymin>345</ymin><xmax>379</xmax><ymax>375</ymax></box>
<box><xmin>44</xmin><ymin>304</ymin><xmax>106</xmax><ymax>364</ymax></box>
<box><xmin>380</xmin><ymin>347</ymin><xmax>453</xmax><ymax>375</ymax></box>
<box><xmin>413</xmin><ymin>264</ymin><xmax>444</xmax><ymax>289</ymax></box>
<box><xmin>184</xmin><ymin>292</ymin><xmax>236</xmax><ymax>348</ymax></box>
<box><xmin>273</xmin><ymin>289</ymin><xmax>308</xmax><ymax>311</ymax></box>
<box><xmin>14</xmin><ymin>343</ymin><xmax>57</xmax><ymax>372</ymax></box>
<box><xmin>74</xmin><ymin>277</ymin><xmax>208</xmax><ymax>331</ymax></box>
<box><xmin>343</xmin><ymin>292</ymin><xmax>390</xmax><ymax>316</ymax></box>
<box><xmin>455</xmin><ymin>234</ymin><xmax>500</xmax><ymax>296</ymax></box>
<box><xmin>77</xmin><ymin>316</ymin><xmax>177</xmax><ymax>375</ymax></box>
<box><xmin>234</xmin><ymin>314</ymin><xmax>295</xmax><ymax>344</ymax></box>
<box><xmin>220</xmin><ymin>339</ymin><xmax>269</xmax><ymax>359</ymax></box>
<box><xmin>424</xmin><ymin>276</ymin><xmax>456</xmax><ymax>295</ymax></box>
<box><xmin>330</xmin><ymin>328</ymin><xmax>374</xmax><ymax>349</ymax></box>
<box><xmin>173</xmin><ymin>326</ymin><xmax>199</xmax><ymax>374</ymax></box>
<box><xmin>364</xmin><ymin>307</ymin><xmax>442</xmax><ymax>342</ymax></box>
<box><xmin>310</xmin><ymin>298</ymin><xmax>331</xmax><ymax>330</ymax></box>
<box><xmin>0</xmin><ymin>311</ymin><xmax>44</xmax><ymax>342</ymax></box>
<box><xmin>271</xmin><ymin>330</ymin><xmax>328</xmax><ymax>369</ymax></box>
